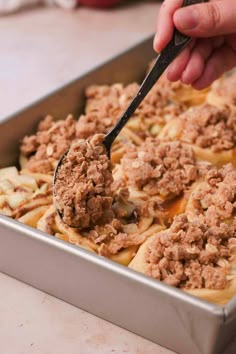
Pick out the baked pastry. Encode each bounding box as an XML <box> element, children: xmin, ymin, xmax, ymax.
<box><xmin>130</xmin><ymin>163</ymin><xmax>236</xmax><ymax>304</ymax></box>
<box><xmin>36</xmin><ymin>202</ymin><xmax>164</xmax><ymax>266</ymax></box>
<box><xmin>120</xmin><ymin>138</ymin><xmax>202</xmax><ymax>225</ymax></box>
<box><xmin>129</xmin><ymin>213</ymin><xmax>236</xmax><ymax>305</ymax></box>
<box><xmin>185</xmin><ymin>164</ymin><xmax>236</xmax><ymax>224</ymax></box>
<box><xmin>207</xmin><ymin>70</ymin><xmax>236</xmax><ymax>109</ymax></box>
<box><xmin>159</xmin><ymin>103</ymin><xmax>236</xmax><ymax>167</ymax></box>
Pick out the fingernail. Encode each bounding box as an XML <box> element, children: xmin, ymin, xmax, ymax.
<box><xmin>153</xmin><ymin>33</ymin><xmax>161</xmax><ymax>52</ymax></box>
<box><xmin>174</xmin><ymin>8</ymin><xmax>199</xmax><ymax>30</ymax></box>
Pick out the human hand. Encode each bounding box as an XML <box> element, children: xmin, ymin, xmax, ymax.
<box><xmin>154</xmin><ymin>0</ymin><xmax>236</xmax><ymax>89</ymax></box>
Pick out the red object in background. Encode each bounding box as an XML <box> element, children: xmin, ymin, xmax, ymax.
<box><xmin>78</xmin><ymin>0</ymin><xmax>123</xmax><ymax>7</ymax></box>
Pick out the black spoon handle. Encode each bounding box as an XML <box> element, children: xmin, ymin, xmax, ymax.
<box><xmin>104</xmin><ymin>0</ymin><xmax>208</xmax><ymax>153</ymax></box>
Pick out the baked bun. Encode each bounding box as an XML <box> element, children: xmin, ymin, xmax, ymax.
<box><xmin>159</xmin><ymin>103</ymin><xmax>236</xmax><ymax>167</ymax></box>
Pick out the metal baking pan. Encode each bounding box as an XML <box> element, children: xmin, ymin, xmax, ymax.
<box><xmin>0</xmin><ymin>36</ymin><xmax>236</xmax><ymax>354</ymax></box>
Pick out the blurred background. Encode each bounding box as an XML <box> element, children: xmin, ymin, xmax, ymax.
<box><xmin>0</xmin><ymin>0</ymin><xmax>161</xmax><ymax>118</ymax></box>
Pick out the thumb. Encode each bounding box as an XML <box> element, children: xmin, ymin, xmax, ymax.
<box><xmin>173</xmin><ymin>0</ymin><xmax>236</xmax><ymax>37</ymax></box>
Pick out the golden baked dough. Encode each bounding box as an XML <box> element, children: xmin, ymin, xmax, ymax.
<box><xmin>185</xmin><ymin>270</ymin><xmax>236</xmax><ymax>306</ymax></box>
<box><xmin>207</xmin><ymin>71</ymin><xmax>236</xmax><ymax>109</ymax></box>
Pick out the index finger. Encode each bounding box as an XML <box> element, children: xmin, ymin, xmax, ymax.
<box><xmin>154</xmin><ymin>0</ymin><xmax>183</xmax><ymax>53</ymax></box>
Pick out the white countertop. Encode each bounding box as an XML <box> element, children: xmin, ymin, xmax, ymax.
<box><xmin>0</xmin><ymin>2</ymin><xmax>176</xmax><ymax>353</ymax></box>
<box><xmin>1</xmin><ymin>1</ymin><xmax>159</xmax><ymax>118</ymax></box>
<box><xmin>1</xmin><ymin>272</ymin><xmax>173</xmax><ymax>354</ymax></box>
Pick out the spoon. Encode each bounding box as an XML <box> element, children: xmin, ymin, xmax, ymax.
<box><xmin>53</xmin><ymin>0</ymin><xmax>208</xmax><ymax>224</ymax></box>
<box><xmin>103</xmin><ymin>0</ymin><xmax>208</xmax><ymax>156</ymax></box>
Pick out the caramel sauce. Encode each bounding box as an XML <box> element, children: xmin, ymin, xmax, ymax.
<box><xmin>156</xmin><ymin>194</ymin><xmax>187</xmax><ymax>223</ymax></box>
<box><xmin>233</xmin><ymin>148</ymin><xmax>236</xmax><ymax>167</ymax></box>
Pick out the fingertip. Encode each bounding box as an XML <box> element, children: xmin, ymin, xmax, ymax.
<box><xmin>167</xmin><ymin>62</ymin><xmax>183</xmax><ymax>82</ymax></box>
<box><xmin>166</xmin><ymin>64</ymin><xmax>180</xmax><ymax>82</ymax></box>
<box><xmin>193</xmin><ymin>45</ymin><xmax>233</xmax><ymax>90</ymax></box>
<box><xmin>154</xmin><ymin>0</ymin><xmax>184</xmax><ymax>53</ymax></box>
<box><xmin>180</xmin><ymin>39</ymin><xmax>214</xmax><ymax>86</ymax></box>
<box><xmin>192</xmin><ymin>66</ymin><xmax>215</xmax><ymax>90</ymax></box>
<box><xmin>181</xmin><ymin>59</ymin><xmax>203</xmax><ymax>85</ymax></box>
<box><xmin>153</xmin><ymin>27</ymin><xmax>173</xmax><ymax>53</ymax></box>
<box><xmin>192</xmin><ymin>79</ymin><xmax>209</xmax><ymax>91</ymax></box>
<box><xmin>153</xmin><ymin>33</ymin><xmax>163</xmax><ymax>53</ymax></box>
<box><xmin>167</xmin><ymin>47</ymin><xmax>191</xmax><ymax>82</ymax></box>
<box><xmin>181</xmin><ymin>71</ymin><xmax>192</xmax><ymax>85</ymax></box>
